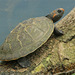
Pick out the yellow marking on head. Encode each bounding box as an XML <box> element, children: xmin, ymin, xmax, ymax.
<box><xmin>53</xmin><ymin>13</ymin><xmax>57</xmax><ymax>18</ymax></box>
<box><xmin>60</xmin><ymin>8</ymin><xmax>65</xmax><ymax>12</ymax></box>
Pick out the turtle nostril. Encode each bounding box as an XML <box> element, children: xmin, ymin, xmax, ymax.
<box><xmin>57</xmin><ymin>10</ymin><xmax>62</xmax><ymax>13</ymax></box>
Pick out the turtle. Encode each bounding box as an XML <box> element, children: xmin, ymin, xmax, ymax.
<box><xmin>0</xmin><ymin>8</ymin><xmax>64</xmax><ymax>68</ymax></box>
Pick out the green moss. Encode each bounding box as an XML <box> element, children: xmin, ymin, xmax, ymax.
<box><xmin>72</xmin><ymin>73</ymin><xmax>75</xmax><ymax>75</ymax></box>
<box><xmin>31</xmin><ymin>63</ymin><xmax>44</xmax><ymax>74</ymax></box>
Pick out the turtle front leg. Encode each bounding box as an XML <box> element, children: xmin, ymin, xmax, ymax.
<box><xmin>53</xmin><ymin>27</ymin><xmax>64</xmax><ymax>36</ymax></box>
<box><xmin>17</xmin><ymin>56</ymin><xmax>31</xmax><ymax>68</ymax></box>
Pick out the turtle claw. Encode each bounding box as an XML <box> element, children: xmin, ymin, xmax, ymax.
<box><xmin>54</xmin><ymin>27</ymin><xmax>64</xmax><ymax>36</ymax></box>
<box><xmin>58</xmin><ymin>30</ymin><xmax>64</xmax><ymax>35</ymax></box>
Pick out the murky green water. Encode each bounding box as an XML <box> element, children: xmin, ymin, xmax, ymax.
<box><xmin>0</xmin><ymin>0</ymin><xmax>74</xmax><ymax>45</ymax></box>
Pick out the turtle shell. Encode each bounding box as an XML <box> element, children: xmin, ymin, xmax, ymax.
<box><xmin>0</xmin><ymin>17</ymin><xmax>54</xmax><ymax>61</ymax></box>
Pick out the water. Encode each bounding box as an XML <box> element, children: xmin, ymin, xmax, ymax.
<box><xmin>0</xmin><ymin>0</ymin><xmax>74</xmax><ymax>45</ymax></box>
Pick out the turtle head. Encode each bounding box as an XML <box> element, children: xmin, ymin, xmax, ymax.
<box><xmin>46</xmin><ymin>8</ymin><xmax>64</xmax><ymax>23</ymax></box>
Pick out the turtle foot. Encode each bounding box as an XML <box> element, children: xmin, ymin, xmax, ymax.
<box><xmin>54</xmin><ymin>27</ymin><xmax>64</xmax><ymax>36</ymax></box>
<box><xmin>17</xmin><ymin>57</ymin><xmax>31</xmax><ymax>68</ymax></box>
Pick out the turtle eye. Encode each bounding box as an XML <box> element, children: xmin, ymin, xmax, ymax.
<box><xmin>57</xmin><ymin>10</ymin><xmax>62</xmax><ymax>13</ymax></box>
